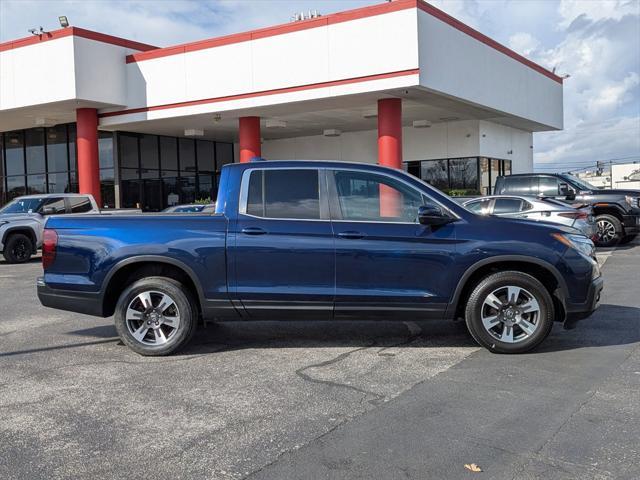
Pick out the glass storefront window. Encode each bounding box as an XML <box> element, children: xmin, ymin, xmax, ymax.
<box><xmin>196</xmin><ymin>140</ymin><xmax>215</xmax><ymax>174</ymax></box>
<box><xmin>179</xmin><ymin>138</ymin><xmax>196</xmax><ymax>176</ymax></box>
<box><xmin>5</xmin><ymin>131</ymin><xmax>25</xmax><ymax>176</ymax></box>
<box><xmin>140</xmin><ymin>134</ymin><xmax>159</xmax><ymax>178</ymax></box>
<box><xmin>160</xmin><ymin>137</ymin><xmax>178</xmax><ymax>176</ymax></box>
<box><xmin>7</xmin><ymin>176</ymin><xmax>26</xmax><ymax>200</ymax></box>
<box><xmin>48</xmin><ymin>172</ymin><xmax>70</xmax><ymax>193</ymax></box>
<box><xmin>47</xmin><ymin>125</ymin><xmax>69</xmax><ymax>173</ymax></box>
<box><xmin>68</xmin><ymin>124</ymin><xmax>77</xmax><ymax>172</ymax></box>
<box><xmin>120</xmin><ymin>134</ymin><xmax>139</xmax><ymax>170</ymax></box>
<box><xmin>99</xmin><ymin>131</ymin><xmax>114</xmax><ymax>170</ymax></box>
<box><xmin>421</xmin><ymin>160</ymin><xmax>449</xmax><ymax>191</ymax></box>
<box><xmin>490</xmin><ymin>159</ymin><xmax>500</xmax><ymax>194</ymax></box>
<box><xmin>179</xmin><ymin>176</ymin><xmax>196</xmax><ymax>204</ymax></box>
<box><xmin>25</xmin><ymin>128</ymin><xmax>46</xmax><ymax>174</ymax></box>
<box><xmin>449</xmin><ymin>158</ymin><xmax>479</xmax><ymax>193</ymax></box>
<box><xmin>215</xmin><ymin>142</ymin><xmax>233</xmax><ymax>171</ymax></box>
<box><xmin>27</xmin><ymin>174</ymin><xmax>47</xmax><ymax>194</ymax></box>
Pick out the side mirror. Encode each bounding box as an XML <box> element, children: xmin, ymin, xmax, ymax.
<box><xmin>40</xmin><ymin>207</ymin><xmax>57</xmax><ymax>216</ymax></box>
<box><xmin>418</xmin><ymin>204</ymin><xmax>453</xmax><ymax>226</ymax></box>
<box><xmin>558</xmin><ymin>183</ymin><xmax>575</xmax><ymax>199</ymax></box>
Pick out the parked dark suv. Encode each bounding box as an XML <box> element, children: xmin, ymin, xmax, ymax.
<box><xmin>495</xmin><ymin>173</ymin><xmax>640</xmax><ymax>246</ymax></box>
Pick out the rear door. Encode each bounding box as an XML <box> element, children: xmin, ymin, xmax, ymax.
<box><xmin>230</xmin><ymin>167</ymin><xmax>335</xmax><ymax>318</ymax></box>
<box><xmin>328</xmin><ymin>168</ymin><xmax>457</xmax><ymax>318</ymax></box>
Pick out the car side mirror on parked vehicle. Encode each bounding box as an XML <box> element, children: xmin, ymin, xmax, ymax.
<box><xmin>418</xmin><ymin>204</ymin><xmax>453</xmax><ymax>226</ymax></box>
<box><xmin>40</xmin><ymin>207</ymin><xmax>57</xmax><ymax>216</ymax></box>
<box><xmin>558</xmin><ymin>183</ymin><xmax>576</xmax><ymax>199</ymax></box>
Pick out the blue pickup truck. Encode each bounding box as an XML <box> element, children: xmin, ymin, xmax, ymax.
<box><xmin>38</xmin><ymin>160</ymin><xmax>603</xmax><ymax>355</ymax></box>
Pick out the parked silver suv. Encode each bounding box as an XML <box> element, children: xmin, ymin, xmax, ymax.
<box><xmin>0</xmin><ymin>193</ymin><xmax>99</xmax><ymax>263</ymax></box>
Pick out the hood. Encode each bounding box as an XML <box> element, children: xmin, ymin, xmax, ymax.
<box><xmin>0</xmin><ymin>213</ymin><xmax>40</xmax><ymax>223</ymax></box>
<box><xmin>478</xmin><ymin>214</ymin><xmax>579</xmax><ymax>236</ymax></box>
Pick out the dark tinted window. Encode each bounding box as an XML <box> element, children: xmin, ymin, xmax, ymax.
<box><xmin>40</xmin><ymin>197</ymin><xmax>66</xmax><ymax>214</ymax></box>
<box><xmin>538</xmin><ymin>176</ymin><xmax>560</xmax><ymax>196</ymax></box>
<box><xmin>25</xmin><ymin>128</ymin><xmax>46</xmax><ymax>174</ymax></box>
<box><xmin>246</xmin><ymin>169</ymin><xmax>320</xmax><ymax>219</ymax></box>
<box><xmin>69</xmin><ymin>196</ymin><xmax>94</xmax><ymax>213</ymax></box>
<box><xmin>179</xmin><ymin>138</ymin><xmax>196</xmax><ymax>176</ymax></box>
<box><xmin>46</xmin><ymin>125</ymin><xmax>69</xmax><ymax>173</ymax></box>
<box><xmin>334</xmin><ymin>170</ymin><xmax>424</xmax><ymax>223</ymax></box>
<box><xmin>493</xmin><ymin>198</ymin><xmax>523</xmax><ymax>214</ymax></box>
<box><xmin>5</xmin><ymin>131</ymin><xmax>25</xmax><ymax>176</ymax></box>
<box><xmin>502</xmin><ymin>176</ymin><xmax>534</xmax><ymax>195</ymax></box>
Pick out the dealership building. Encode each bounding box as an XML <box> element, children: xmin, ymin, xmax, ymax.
<box><xmin>0</xmin><ymin>0</ymin><xmax>563</xmax><ymax>210</ymax></box>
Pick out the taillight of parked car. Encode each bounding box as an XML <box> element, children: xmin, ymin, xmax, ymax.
<box><xmin>558</xmin><ymin>211</ymin><xmax>589</xmax><ymax>220</ymax></box>
<box><xmin>42</xmin><ymin>229</ymin><xmax>58</xmax><ymax>269</ymax></box>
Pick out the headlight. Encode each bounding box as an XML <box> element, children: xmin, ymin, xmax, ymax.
<box><xmin>552</xmin><ymin>233</ymin><xmax>595</xmax><ymax>258</ymax></box>
<box><xmin>625</xmin><ymin>195</ymin><xmax>640</xmax><ymax>209</ymax></box>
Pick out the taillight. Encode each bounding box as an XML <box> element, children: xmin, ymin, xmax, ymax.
<box><xmin>558</xmin><ymin>211</ymin><xmax>588</xmax><ymax>220</ymax></box>
<box><xmin>42</xmin><ymin>229</ymin><xmax>58</xmax><ymax>269</ymax></box>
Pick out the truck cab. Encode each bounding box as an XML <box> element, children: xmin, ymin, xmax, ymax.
<box><xmin>494</xmin><ymin>173</ymin><xmax>640</xmax><ymax>246</ymax></box>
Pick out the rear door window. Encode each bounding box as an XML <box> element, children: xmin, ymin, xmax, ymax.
<box><xmin>493</xmin><ymin>198</ymin><xmax>524</xmax><ymax>214</ymax></box>
<box><xmin>503</xmin><ymin>177</ymin><xmax>534</xmax><ymax>195</ymax></box>
<box><xmin>465</xmin><ymin>199</ymin><xmax>492</xmax><ymax>214</ymax></box>
<box><xmin>68</xmin><ymin>196</ymin><xmax>94</xmax><ymax>213</ymax></box>
<box><xmin>245</xmin><ymin>169</ymin><xmax>321</xmax><ymax>219</ymax></box>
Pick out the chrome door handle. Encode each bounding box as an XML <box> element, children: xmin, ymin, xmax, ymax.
<box><xmin>337</xmin><ymin>231</ymin><xmax>366</xmax><ymax>239</ymax></box>
<box><xmin>241</xmin><ymin>227</ymin><xmax>267</xmax><ymax>235</ymax></box>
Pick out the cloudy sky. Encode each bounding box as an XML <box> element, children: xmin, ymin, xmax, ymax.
<box><xmin>1</xmin><ymin>0</ymin><xmax>638</xmax><ymax>172</ymax></box>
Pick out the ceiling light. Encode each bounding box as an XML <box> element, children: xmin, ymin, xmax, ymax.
<box><xmin>35</xmin><ymin>118</ymin><xmax>56</xmax><ymax>127</ymax></box>
<box><xmin>323</xmin><ymin>129</ymin><xmax>341</xmax><ymax>137</ymax></box>
<box><xmin>184</xmin><ymin>129</ymin><xmax>204</xmax><ymax>137</ymax></box>
<box><xmin>412</xmin><ymin>120</ymin><xmax>431</xmax><ymax>128</ymax></box>
<box><xmin>266</xmin><ymin>119</ymin><xmax>287</xmax><ymax>128</ymax></box>
<box><xmin>439</xmin><ymin>116</ymin><xmax>459</xmax><ymax>122</ymax></box>
<box><xmin>58</xmin><ymin>16</ymin><xmax>69</xmax><ymax>28</ymax></box>
<box><xmin>362</xmin><ymin>109</ymin><xmax>378</xmax><ymax>119</ymax></box>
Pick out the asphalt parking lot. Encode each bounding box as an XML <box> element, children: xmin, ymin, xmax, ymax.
<box><xmin>1</xmin><ymin>241</ymin><xmax>639</xmax><ymax>480</ymax></box>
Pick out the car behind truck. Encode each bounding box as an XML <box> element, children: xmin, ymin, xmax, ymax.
<box><xmin>38</xmin><ymin>160</ymin><xmax>603</xmax><ymax>355</ymax></box>
<box><xmin>494</xmin><ymin>173</ymin><xmax>640</xmax><ymax>246</ymax></box>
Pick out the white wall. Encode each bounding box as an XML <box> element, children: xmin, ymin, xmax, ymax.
<box><xmin>417</xmin><ymin>10</ymin><xmax>563</xmax><ymax>130</ymax></box>
<box><xmin>261</xmin><ymin>120</ymin><xmax>532</xmax><ymax>171</ymax></box>
<box><xmin>0</xmin><ymin>37</ymin><xmax>77</xmax><ymax>110</ymax></box>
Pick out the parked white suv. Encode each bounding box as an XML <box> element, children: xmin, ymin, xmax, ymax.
<box><xmin>0</xmin><ymin>193</ymin><xmax>99</xmax><ymax>263</ymax></box>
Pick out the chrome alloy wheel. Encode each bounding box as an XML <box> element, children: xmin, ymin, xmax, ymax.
<box><xmin>597</xmin><ymin>219</ymin><xmax>616</xmax><ymax>243</ymax></box>
<box><xmin>481</xmin><ymin>286</ymin><xmax>540</xmax><ymax>343</ymax></box>
<box><xmin>125</xmin><ymin>291</ymin><xmax>181</xmax><ymax>346</ymax></box>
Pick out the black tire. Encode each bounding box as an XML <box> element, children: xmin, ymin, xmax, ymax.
<box><xmin>114</xmin><ymin>276</ymin><xmax>198</xmax><ymax>356</ymax></box>
<box><xmin>2</xmin><ymin>233</ymin><xmax>33</xmax><ymax>264</ymax></box>
<box><xmin>595</xmin><ymin>214</ymin><xmax>623</xmax><ymax>247</ymax></box>
<box><xmin>464</xmin><ymin>271</ymin><xmax>554</xmax><ymax>354</ymax></box>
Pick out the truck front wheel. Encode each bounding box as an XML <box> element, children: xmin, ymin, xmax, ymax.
<box><xmin>464</xmin><ymin>271</ymin><xmax>554</xmax><ymax>354</ymax></box>
<box><xmin>3</xmin><ymin>233</ymin><xmax>33</xmax><ymax>264</ymax></box>
<box><xmin>114</xmin><ymin>277</ymin><xmax>198</xmax><ymax>356</ymax></box>
<box><xmin>595</xmin><ymin>214</ymin><xmax>623</xmax><ymax>247</ymax></box>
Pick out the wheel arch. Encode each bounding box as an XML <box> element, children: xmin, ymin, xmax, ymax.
<box><xmin>100</xmin><ymin>256</ymin><xmax>205</xmax><ymax>318</ymax></box>
<box><xmin>592</xmin><ymin>204</ymin><xmax>625</xmax><ymax>221</ymax></box>
<box><xmin>2</xmin><ymin>226</ymin><xmax>38</xmax><ymax>252</ymax></box>
<box><xmin>447</xmin><ymin>255</ymin><xmax>568</xmax><ymax>323</ymax></box>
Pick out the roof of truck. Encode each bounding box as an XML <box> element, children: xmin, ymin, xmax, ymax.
<box><xmin>14</xmin><ymin>193</ymin><xmax>93</xmax><ymax>199</ymax></box>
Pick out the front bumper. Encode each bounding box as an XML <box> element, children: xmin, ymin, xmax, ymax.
<box><xmin>37</xmin><ymin>277</ymin><xmax>104</xmax><ymax>317</ymax></box>
<box><xmin>563</xmin><ymin>275</ymin><xmax>604</xmax><ymax>329</ymax></box>
<box><xmin>622</xmin><ymin>214</ymin><xmax>640</xmax><ymax>236</ymax></box>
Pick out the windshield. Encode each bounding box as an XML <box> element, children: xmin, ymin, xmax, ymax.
<box><xmin>562</xmin><ymin>174</ymin><xmax>597</xmax><ymax>191</ymax></box>
<box><xmin>0</xmin><ymin>197</ymin><xmax>45</xmax><ymax>214</ymax></box>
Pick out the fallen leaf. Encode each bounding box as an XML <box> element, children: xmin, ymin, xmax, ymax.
<box><xmin>464</xmin><ymin>463</ymin><xmax>482</xmax><ymax>473</ymax></box>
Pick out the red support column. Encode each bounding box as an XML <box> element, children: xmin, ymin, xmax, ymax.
<box><xmin>239</xmin><ymin>116</ymin><xmax>261</xmax><ymax>163</ymax></box>
<box><xmin>377</xmin><ymin>98</ymin><xmax>402</xmax><ymax>217</ymax></box>
<box><xmin>76</xmin><ymin>108</ymin><xmax>101</xmax><ymax>206</ymax></box>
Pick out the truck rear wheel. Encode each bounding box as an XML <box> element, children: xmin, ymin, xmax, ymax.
<box><xmin>114</xmin><ymin>277</ymin><xmax>197</xmax><ymax>356</ymax></box>
<box><xmin>464</xmin><ymin>271</ymin><xmax>554</xmax><ymax>354</ymax></box>
<box><xmin>3</xmin><ymin>233</ymin><xmax>33</xmax><ymax>264</ymax></box>
<box><xmin>595</xmin><ymin>214</ymin><xmax>622</xmax><ymax>247</ymax></box>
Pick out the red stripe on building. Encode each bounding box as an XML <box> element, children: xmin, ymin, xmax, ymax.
<box><xmin>0</xmin><ymin>26</ymin><xmax>157</xmax><ymax>53</ymax></box>
<box><xmin>98</xmin><ymin>68</ymin><xmax>421</xmax><ymax>119</ymax></box>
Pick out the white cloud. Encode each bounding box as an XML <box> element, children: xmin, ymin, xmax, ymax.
<box><xmin>508</xmin><ymin>32</ymin><xmax>541</xmax><ymax>56</ymax></box>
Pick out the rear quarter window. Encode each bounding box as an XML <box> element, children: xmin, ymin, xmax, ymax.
<box><xmin>68</xmin><ymin>197</ymin><xmax>94</xmax><ymax>213</ymax></box>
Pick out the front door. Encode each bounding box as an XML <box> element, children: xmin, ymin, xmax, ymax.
<box><xmin>328</xmin><ymin>169</ymin><xmax>457</xmax><ymax>319</ymax></box>
<box><xmin>230</xmin><ymin>167</ymin><xmax>335</xmax><ymax>318</ymax></box>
